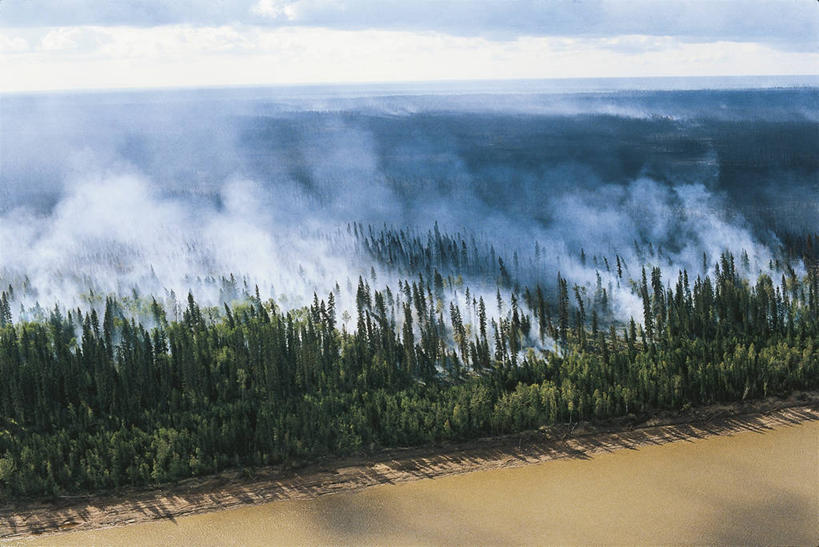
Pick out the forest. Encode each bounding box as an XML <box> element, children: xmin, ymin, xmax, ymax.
<box><xmin>0</xmin><ymin>229</ymin><xmax>816</xmax><ymax>499</ymax></box>
<box><xmin>1</xmin><ymin>85</ymin><xmax>817</xmax><ymax>501</ymax></box>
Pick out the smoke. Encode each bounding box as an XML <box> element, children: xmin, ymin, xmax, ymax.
<box><xmin>0</xmin><ymin>83</ymin><xmax>815</xmax><ymax>326</ymax></box>
<box><xmin>0</xmin><ymin>172</ymin><xmax>350</xmax><ymax>310</ymax></box>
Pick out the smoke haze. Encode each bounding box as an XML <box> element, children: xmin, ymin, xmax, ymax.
<box><xmin>1</xmin><ymin>79</ymin><xmax>817</xmax><ymax>323</ymax></box>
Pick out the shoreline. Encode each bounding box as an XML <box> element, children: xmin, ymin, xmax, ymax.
<box><xmin>2</xmin><ymin>393</ymin><xmax>817</xmax><ymax>540</ymax></box>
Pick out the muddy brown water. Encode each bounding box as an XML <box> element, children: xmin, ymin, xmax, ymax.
<box><xmin>18</xmin><ymin>421</ymin><xmax>819</xmax><ymax>545</ymax></box>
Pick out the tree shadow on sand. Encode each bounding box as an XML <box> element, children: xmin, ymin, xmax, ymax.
<box><xmin>2</xmin><ymin>405</ymin><xmax>816</xmax><ymax>539</ymax></box>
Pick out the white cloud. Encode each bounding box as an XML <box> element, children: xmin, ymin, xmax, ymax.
<box><xmin>40</xmin><ymin>28</ymin><xmax>82</xmax><ymax>51</ymax></box>
<box><xmin>1</xmin><ymin>1</ymin><xmax>816</xmax><ymax>52</ymax></box>
<box><xmin>0</xmin><ymin>33</ymin><xmax>29</xmax><ymax>53</ymax></box>
<box><xmin>1</xmin><ymin>25</ymin><xmax>817</xmax><ymax>92</ymax></box>
<box><xmin>251</xmin><ymin>0</ymin><xmax>300</xmax><ymax>20</ymax></box>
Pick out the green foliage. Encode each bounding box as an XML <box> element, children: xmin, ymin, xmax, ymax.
<box><xmin>0</xmin><ymin>250</ymin><xmax>817</xmax><ymax>499</ymax></box>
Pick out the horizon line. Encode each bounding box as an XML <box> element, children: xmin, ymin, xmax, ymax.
<box><xmin>3</xmin><ymin>74</ymin><xmax>818</xmax><ymax>98</ymax></box>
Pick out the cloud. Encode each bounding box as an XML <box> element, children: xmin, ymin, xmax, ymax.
<box><xmin>245</xmin><ymin>0</ymin><xmax>818</xmax><ymax>49</ymax></box>
<box><xmin>39</xmin><ymin>27</ymin><xmax>111</xmax><ymax>51</ymax></box>
<box><xmin>0</xmin><ymin>34</ymin><xmax>28</xmax><ymax>53</ymax></box>
<box><xmin>0</xmin><ymin>0</ymin><xmax>816</xmax><ymax>50</ymax></box>
<box><xmin>251</xmin><ymin>0</ymin><xmax>300</xmax><ymax>20</ymax></box>
<box><xmin>1</xmin><ymin>1</ymin><xmax>816</xmax><ymax>92</ymax></box>
<box><xmin>1</xmin><ymin>25</ymin><xmax>817</xmax><ymax>92</ymax></box>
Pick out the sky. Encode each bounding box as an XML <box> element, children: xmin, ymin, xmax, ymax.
<box><xmin>0</xmin><ymin>0</ymin><xmax>817</xmax><ymax>92</ymax></box>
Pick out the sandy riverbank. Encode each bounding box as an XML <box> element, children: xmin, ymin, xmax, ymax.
<box><xmin>2</xmin><ymin>393</ymin><xmax>817</xmax><ymax>541</ymax></box>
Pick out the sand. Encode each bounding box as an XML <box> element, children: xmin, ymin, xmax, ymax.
<box><xmin>1</xmin><ymin>392</ymin><xmax>816</xmax><ymax>541</ymax></box>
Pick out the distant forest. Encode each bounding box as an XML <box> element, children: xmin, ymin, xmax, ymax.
<box><xmin>0</xmin><ymin>229</ymin><xmax>816</xmax><ymax>499</ymax></box>
<box><xmin>1</xmin><ymin>86</ymin><xmax>818</xmax><ymax>500</ymax></box>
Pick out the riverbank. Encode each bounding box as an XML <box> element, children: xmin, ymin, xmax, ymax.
<box><xmin>2</xmin><ymin>392</ymin><xmax>817</xmax><ymax>541</ymax></box>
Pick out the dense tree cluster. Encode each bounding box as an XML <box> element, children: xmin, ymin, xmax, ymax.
<box><xmin>0</xmin><ymin>236</ymin><xmax>817</xmax><ymax>499</ymax></box>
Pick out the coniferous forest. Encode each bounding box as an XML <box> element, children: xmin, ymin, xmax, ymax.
<box><xmin>1</xmin><ymin>86</ymin><xmax>818</xmax><ymax>500</ymax></box>
<box><xmin>0</xmin><ymin>233</ymin><xmax>816</xmax><ymax>498</ymax></box>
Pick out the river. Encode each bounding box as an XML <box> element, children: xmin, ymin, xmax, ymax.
<box><xmin>24</xmin><ymin>420</ymin><xmax>819</xmax><ymax>545</ymax></box>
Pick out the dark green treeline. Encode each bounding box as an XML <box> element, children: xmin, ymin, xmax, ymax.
<box><xmin>0</xmin><ymin>251</ymin><xmax>817</xmax><ymax>499</ymax></box>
